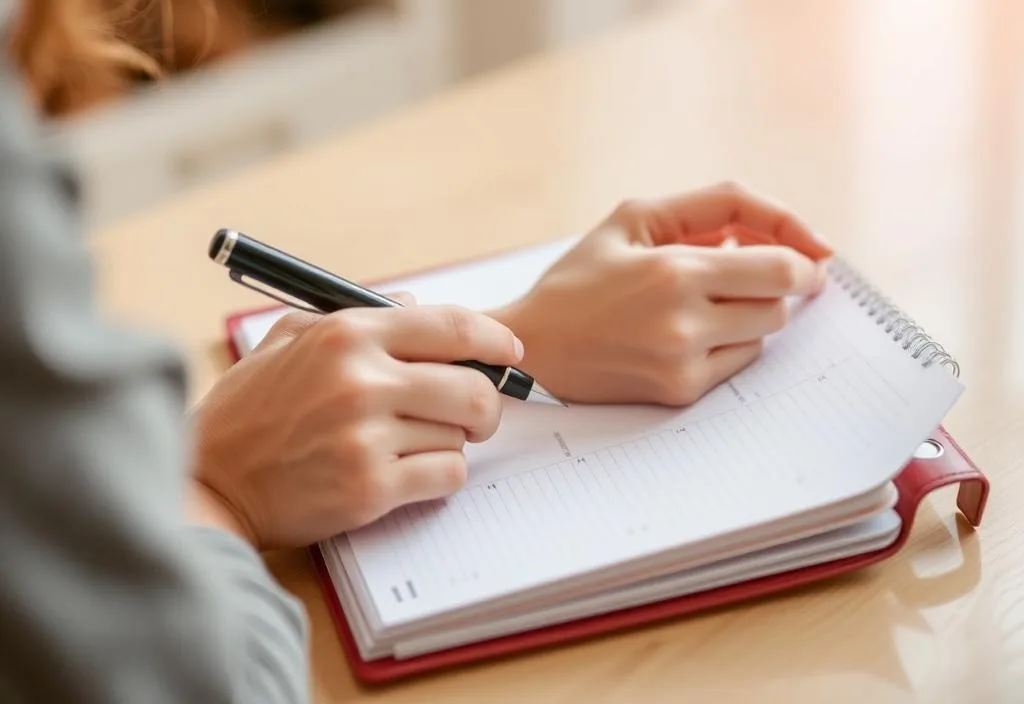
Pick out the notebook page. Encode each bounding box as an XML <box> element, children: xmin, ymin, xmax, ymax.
<box><xmin>332</xmin><ymin>248</ymin><xmax>963</xmax><ymax>629</ymax></box>
<box><xmin>390</xmin><ymin>508</ymin><xmax>901</xmax><ymax>659</ymax></box>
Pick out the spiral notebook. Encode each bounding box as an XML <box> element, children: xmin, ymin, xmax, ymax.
<box><xmin>224</xmin><ymin>237</ymin><xmax>989</xmax><ymax>683</ymax></box>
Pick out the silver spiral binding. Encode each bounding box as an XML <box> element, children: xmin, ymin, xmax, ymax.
<box><xmin>826</xmin><ymin>259</ymin><xmax>960</xmax><ymax>377</ymax></box>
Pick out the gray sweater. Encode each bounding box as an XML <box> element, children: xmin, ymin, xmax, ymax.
<box><xmin>0</xmin><ymin>13</ymin><xmax>309</xmax><ymax>704</ymax></box>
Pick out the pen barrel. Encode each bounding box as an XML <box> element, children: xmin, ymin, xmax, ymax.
<box><xmin>217</xmin><ymin>229</ymin><xmax>397</xmax><ymax>312</ymax></box>
<box><xmin>455</xmin><ymin>361</ymin><xmax>532</xmax><ymax>401</ymax></box>
<box><xmin>454</xmin><ymin>360</ymin><xmax>504</xmax><ymax>386</ymax></box>
<box><xmin>211</xmin><ymin>229</ymin><xmax>538</xmax><ymax>402</ymax></box>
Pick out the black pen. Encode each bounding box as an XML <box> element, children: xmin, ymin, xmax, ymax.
<box><xmin>208</xmin><ymin>229</ymin><xmax>564</xmax><ymax>406</ymax></box>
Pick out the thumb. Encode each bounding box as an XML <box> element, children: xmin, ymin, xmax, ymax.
<box><xmin>254</xmin><ymin>292</ymin><xmax>416</xmax><ymax>352</ymax></box>
<box><xmin>384</xmin><ymin>290</ymin><xmax>417</xmax><ymax>306</ymax></box>
<box><xmin>727</xmin><ymin>222</ymin><xmax>833</xmax><ymax>261</ymax></box>
<box><xmin>254</xmin><ymin>310</ymin><xmax>322</xmax><ymax>352</ymax></box>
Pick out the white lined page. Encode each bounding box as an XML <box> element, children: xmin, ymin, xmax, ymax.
<box><xmin>329</xmin><ymin>248</ymin><xmax>962</xmax><ymax>627</ymax></box>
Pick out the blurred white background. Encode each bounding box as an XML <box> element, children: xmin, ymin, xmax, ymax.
<box><xmin>49</xmin><ymin>0</ymin><xmax>678</xmax><ymax>229</ymax></box>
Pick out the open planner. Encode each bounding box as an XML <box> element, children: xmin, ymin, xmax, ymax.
<box><xmin>224</xmin><ymin>237</ymin><xmax>990</xmax><ymax>683</ymax></box>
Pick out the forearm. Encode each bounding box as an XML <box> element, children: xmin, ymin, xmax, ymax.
<box><xmin>0</xmin><ymin>52</ymin><xmax>308</xmax><ymax>702</ymax></box>
<box><xmin>187</xmin><ymin>478</ymin><xmax>260</xmax><ymax>545</ymax></box>
<box><xmin>0</xmin><ymin>356</ymin><xmax>310</xmax><ymax>703</ymax></box>
<box><xmin>186</xmin><ymin>526</ymin><xmax>310</xmax><ymax>704</ymax></box>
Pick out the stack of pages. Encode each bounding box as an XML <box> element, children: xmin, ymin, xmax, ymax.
<box><xmin>229</xmin><ymin>237</ymin><xmax>969</xmax><ymax>670</ymax></box>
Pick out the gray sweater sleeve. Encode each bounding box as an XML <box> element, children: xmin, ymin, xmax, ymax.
<box><xmin>0</xmin><ymin>43</ymin><xmax>308</xmax><ymax>704</ymax></box>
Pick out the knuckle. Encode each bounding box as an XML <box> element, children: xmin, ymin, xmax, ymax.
<box><xmin>342</xmin><ymin>445</ymin><xmax>393</xmax><ymax>521</ymax></box>
<box><xmin>438</xmin><ymin>306</ymin><xmax>478</xmax><ymax>348</ymax></box>
<box><xmin>466</xmin><ymin>375</ymin><xmax>501</xmax><ymax>426</ymax></box>
<box><xmin>340</xmin><ymin>424</ymin><xmax>382</xmax><ymax>466</ymax></box>
<box><xmin>265</xmin><ymin>310</ymin><xmax>313</xmax><ymax>339</ymax></box>
<box><xmin>774</xmin><ymin>212</ymin><xmax>798</xmax><ymax>236</ymax></box>
<box><xmin>445</xmin><ymin>426</ymin><xmax>469</xmax><ymax>450</ymax></box>
<box><xmin>643</xmin><ymin>250</ymin><xmax>708</xmax><ymax>294</ymax></box>
<box><xmin>714</xmin><ymin>179</ymin><xmax>746</xmax><ymax>197</ymax></box>
<box><xmin>350</xmin><ymin>475</ymin><xmax>390</xmax><ymax>526</ymax></box>
<box><xmin>713</xmin><ymin>181</ymin><xmax>749</xmax><ymax>221</ymax></box>
<box><xmin>440</xmin><ymin>453</ymin><xmax>469</xmax><ymax>491</ymax></box>
<box><xmin>659</xmin><ymin>366</ymin><xmax>707</xmax><ymax>406</ymax></box>
<box><xmin>331</xmin><ymin>360</ymin><xmax>400</xmax><ymax>414</ymax></box>
<box><xmin>644</xmin><ymin>254</ymin><xmax>701</xmax><ymax>295</ymax></box>
<box><xmin>765</xmin><ymin>299</ymin><xmax>789</xmax><ymax>331</ymax></box>
<box><xmin>764</xmin><ymin>253</ymin><xmax>799</xmax><ymax>291</ymax></box>
<box><xmin>331</xmin><ymin>368</ymin><xmax>376</xmax><ymax>413</ymax></box>
<box><xmin>362</xmin><ymin>475</ymin><xmax>392</xmax><ymax>516</ymax></box>
<box><xmin>316</xmin><ymin>312</ymin><xmax>366</xmax><ymax>350</ymax></box>
<box><xmin>646</xmin><ymin>252</ymin><xmax>680</xmax><ymax>280</ymax></box>
<box><xmin>612</xmin><ymin>198</ymin><xmax>644</xmax><ymax>222</ymax></box>
<box><xmin>665</xmin><ymin>317</ymin><xmax>703</xmax><ymax>358</ymax></box>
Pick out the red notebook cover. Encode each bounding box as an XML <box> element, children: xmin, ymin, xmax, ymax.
<box><xmin>309</xmin><ymin>426</ymin><xmax>987</xmax><ymax>683</ymax></box>
<box><xmin>221</xmin><ymin>259</ymin><xmax>990</xmax><ymax>684</ymax></box>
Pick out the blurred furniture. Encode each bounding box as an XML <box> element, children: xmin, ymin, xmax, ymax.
<box><xmin>53</xmin><ymin>0</ymin><xmax>454</xmax><ymax>229</ymax></box>
<box><xmin>451</xmin><ymin>0</ymin><xmax>644</xmax><ymax>77</ymax></box>
<box><xmin>92</xmin><ymin>0</ymin><xmax>1024</xmax><ymax>699</ymax></box>
<box><xmin>55</xmin><ymin>0</ymin><xmax>657</xmax><ymax>229</ymax></box>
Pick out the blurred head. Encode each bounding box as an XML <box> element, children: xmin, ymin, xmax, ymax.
<box><xmin>6</xmin><ymin>1</ymin><xmax>164</xmax><ymax>116</ymax></box>
<box><xmin>8</xmin><ymin>1</ymin><xmax>236</xmax><ymax>118</ymax></box>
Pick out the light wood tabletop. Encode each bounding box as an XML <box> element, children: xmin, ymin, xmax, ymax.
<box><xmin>91</xmin><ymin>0</ymin><xmax>1024</xmax><ymax>701</ymax></box>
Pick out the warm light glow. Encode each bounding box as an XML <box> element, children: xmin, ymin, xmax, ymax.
<box><xmin>848</xmin><ymin>0</ymin><xmax>977</xmax><ymax>370</ymax></box>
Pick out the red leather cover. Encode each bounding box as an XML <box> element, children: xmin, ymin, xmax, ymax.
<box><xmin>305</xmin><ymin>425</ymin><xmax>988</xmax><ymax>684</ymax></box>
<box><xmin>225</xmin><ymin>304</ymin><xmax>283</xmax><ymax>360</ymax></box>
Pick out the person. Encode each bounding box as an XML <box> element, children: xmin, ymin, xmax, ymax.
<box><xmin>0</xmin><ymin>0</ymin><xmax>833</xmax><ymax>701</ymax></box>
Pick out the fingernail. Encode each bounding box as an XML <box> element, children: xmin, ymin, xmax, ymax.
<box><xmin>513</xmin><ymin>336</ymin><xmax>525</xmax><ymax>360</ymax></box>
<box><xmin>811</xmin><ymin>230</ymin><xmax>834</xmax><ymax>255</ymax></box>
<box><xmin>813</xmin><ymin>263</ymin><xmax>828</xmax><ymax>293</ymax></box>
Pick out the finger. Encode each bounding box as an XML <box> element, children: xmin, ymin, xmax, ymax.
<box><xmin>705</xmin><ymin>299</ymin><xmax>791</xmax><ymax>347</ymax></box>
<box><xmin>644</xmin><ymin>183</ymin><xmax>833</xmax><ymax>260</ymax></box>
<box><xmin>384</xmin><ymin>290</ymin><xmax>417</xmax><ymax>306</ymax></box>
<box><xmin>682</xmin><ymin>224</ymin><xmax>770</xmax><ymax>248</ymax></box>
<box><xmin>392</xmin><ymin>418</ymin><xmax>466</xmax><ymax>456</ymax></box>
<box><xmin>681</xmin><ymin>229</ymin><xmax>731</xmax><ymax>248</ymax></box>
<box><xmin>696</xmin><ymin>246</ymin><xmax>825</xmax><ymax>299</ymax></box>
<box><xmin>255</xmin><ymin>310</ymin><xmax>322</xmax><ymax>351</ymax></box>
<box><xmin>390</xmin><ymin>451</ymin><xmax>468</xmax><ymax>505</ymax></box>
<box><xmin>392</xmin><ymin>362</ymin><xmax>503</xmax><ymax>443</ymax></box>
<box><xmin>358</xmin><ymin>305</ymin><xmax>524</xmax><ymax>366</ymax></box>
<box><xmin>721</xmin><ymin>223</ymin><xmax>775</xmax><ymax>246</ymax></box>
<box><xmin>705</xmin><ymin>340</ymin><xmax>764</xmax><ymax>387</ymax></box>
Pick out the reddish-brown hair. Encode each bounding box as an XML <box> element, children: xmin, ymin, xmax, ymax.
<box><xmin>7</xmin><ymin>1</ymin><xmax>164</xmax><ymax>115</ymax></box>
<box><xmin>6</xmin><ymin>1</ymin><xmax>241</xmax><ymax>117</ymax></box>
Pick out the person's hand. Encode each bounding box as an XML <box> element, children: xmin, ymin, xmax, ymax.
<box><xmin>490</xmin><ymin>182</ymin><xmax>832</xmax><ymax>406</ymax></box>
<box><xmin>186</xmin><ymin>297</ymin><xmax>523</xmax><ymax>550</ymax></box>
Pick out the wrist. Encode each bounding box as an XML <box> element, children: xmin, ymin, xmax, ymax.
<box><xmin>186</xmin><ymin>479</ymin><xmax>260</xmax><ymax>548</ymax></box>
<box><xmin>487</xmin><ymin>298</ymin><xmax>548</xmax><ymax>380</ymax></box>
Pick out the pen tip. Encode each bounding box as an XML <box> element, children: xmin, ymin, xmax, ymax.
<box><xmin>528</xmin><ymin>383</ymin><xmax>569</xmax><ymax>407</ymax></box>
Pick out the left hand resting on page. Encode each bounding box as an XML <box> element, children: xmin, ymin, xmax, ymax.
<box><xmin>489</xmin><ymin>182</ymin><xmax>833</xmax><ymax>406</ymax></box>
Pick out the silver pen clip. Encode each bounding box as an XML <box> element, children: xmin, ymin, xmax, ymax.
<box><xmin>229</xmin><ymin>270</ymin><xmax>323</xmax><ymax>315</ymax></box>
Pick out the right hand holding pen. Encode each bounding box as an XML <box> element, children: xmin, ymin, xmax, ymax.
<box><xmin>189</xmin><ymin>298</ymin><xmax>523</xmax><ymax>549</ymax></box>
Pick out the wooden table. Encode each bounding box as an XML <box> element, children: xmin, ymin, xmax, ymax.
<box><xmin>91</xmin><ymin>0</ymin><xmax>1024</xmax><ymax>700</ymax></box>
